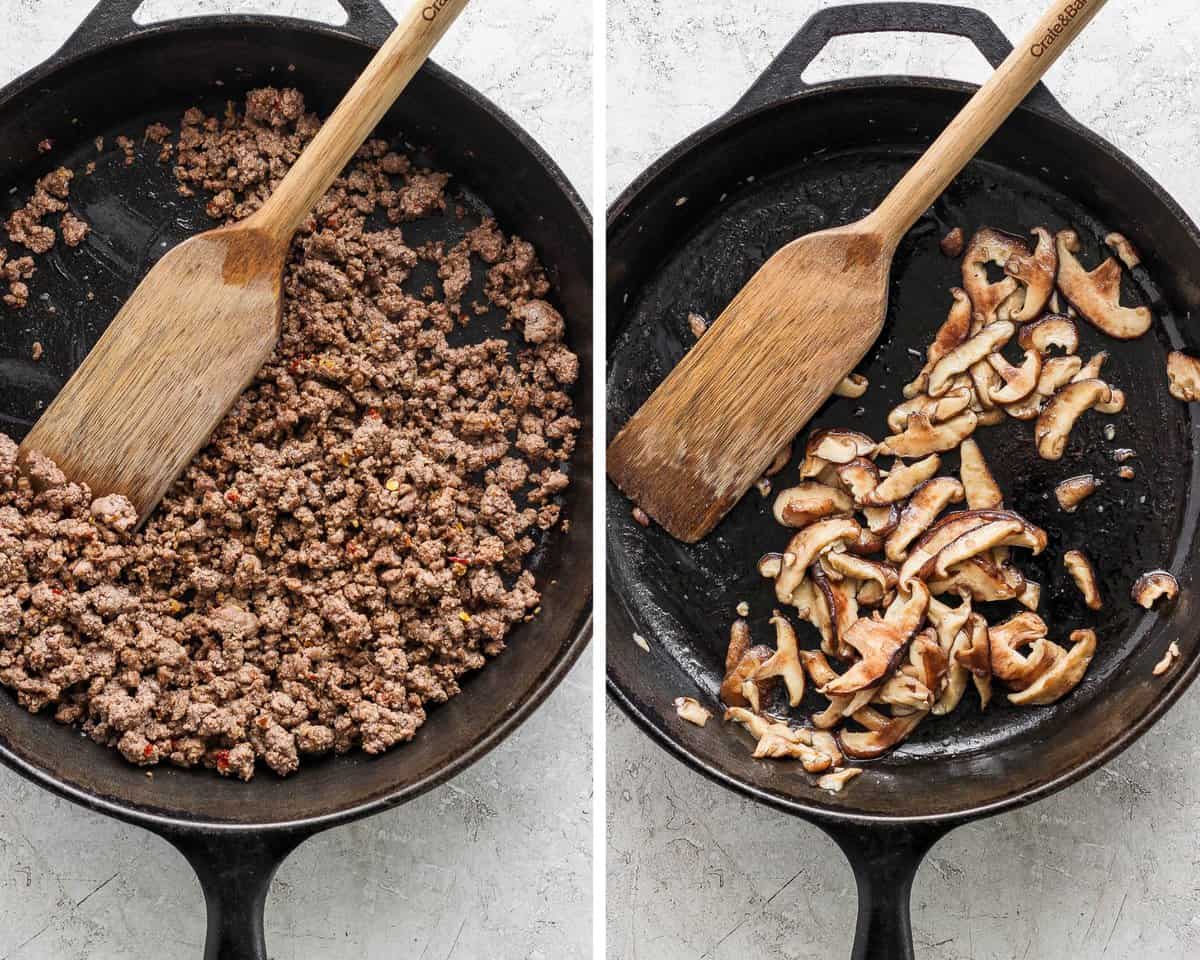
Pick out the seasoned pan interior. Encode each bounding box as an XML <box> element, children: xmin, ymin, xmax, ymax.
<box><xmin>607</xmin><ymin>82</ymin><xmax>1200</xmax><ymax>819</ymax></box>
<box><xmin>0</xmin><ymin>22</ymin><xmax>592</xmax><ymax>826</ymax></box>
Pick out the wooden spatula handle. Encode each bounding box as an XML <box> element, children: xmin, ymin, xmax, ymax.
<box><xmin>252</xmin><ymin>0</ymin><xmax>469</xmax><ymax>242</ymax></box>
<box><xmin>870</xmin><ymin>0</ymin><xmax>1108</xmax><ymax>243</ymax></box>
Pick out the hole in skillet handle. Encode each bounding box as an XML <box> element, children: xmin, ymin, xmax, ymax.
<box><xmin>167</xmin><ymin>828</ymin><xmax>307</xmax><ymax>960</ymax></box>
<box><xmin>727</xmin><ymin>2</ymin><xmax>1072</xmax><ymax>124</ymax></box>
<box><xmin>50</xmin><ymin>0</ymin><xmax>400</xmax><ymax>64</ymax></box>
<box><xmin>820</xmin><ymin>819</ymin><xmax>952</xmax><ymax>960</ymax></box>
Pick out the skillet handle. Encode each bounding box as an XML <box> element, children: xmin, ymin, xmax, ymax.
<box><xmin>167</xmin><ymin>830</ymin><xmax>307</xmax><ymax>960</ymax></box>
<box><xmin>55</xmin><ymin>0</ymin><xmax>399</xmax><ymax>61</ymax></box>
<box><xmin>731</xmin><ymin>2</ymin><xmax>1071</xmax><ymax>124</ymax></box>
<box><xmin>820</xmin><ymin>820</ymin><xmax>951</xmax><ymax>960</ymax></box>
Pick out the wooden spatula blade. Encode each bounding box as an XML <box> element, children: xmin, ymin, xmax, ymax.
<box><xmin>608</xmin><ymin>225</ymin><xmax>891</xmax><ymax>542</ymax></box>
<box><xmin>19</xmin><ymin>227</ymin><xmax>285</xmax><ymax>523</ymax></box>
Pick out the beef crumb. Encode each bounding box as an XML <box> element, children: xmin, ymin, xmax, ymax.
<box><xmin>30</xmin><ymin>341</ymin><xmax>43</xmax><ymax>361</ymax></box>
<box><xmin>0</xmin><ymin>88</ymin><xmax>579</xmax><ymax>781</ymax></box>
<box><xmin>60</xmin><ymin>213</ymin><xmax>90</xmax><ymax>248</ymax></box>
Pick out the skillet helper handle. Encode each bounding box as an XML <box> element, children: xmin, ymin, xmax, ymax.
<box><xmin>169</xmin><ymin>831</ymin><xmax>305</xmax><ymax>960</ymax></box>
<box><xmin>869</xmin><ymin>0</ymin><xmax>1109</xmax><ymax>242</ymax></box>
<box><xmin>250</xmin><ymin>0</ymin><xmax>470</xmax><ymax>244</ymax></box>
<box><xmin>822</xmin><ymin>821</ymin><xmax>949</xmax><ymax>960</ymax></box>
<box><xmin>731</xmin><ymin>2</ymin><xmax>1071</xmax><ymax>122</ymax></box>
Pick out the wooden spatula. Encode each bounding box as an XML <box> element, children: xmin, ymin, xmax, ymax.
<box><xmin>608</xmin><ymin>0</ymin><xmax>1109</xmax><ymax>543</ymax></box>
<box><xmin>19</xmin><ymin>0</ymin><xmax>469</xmax><ymax>524</ymax></box>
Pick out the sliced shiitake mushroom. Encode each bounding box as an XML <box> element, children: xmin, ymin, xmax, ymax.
<box><xmin>988</xmin><ymin>612</ymin><xmax>1057</xmax><ymax>689</ymax></box>
<box><xmin>812</xmin><ymin>563</ymin><xmax>860</xmax><ymax>660</ymax></box>
<box><xmin>823</xmin><ymin>551</ymin><xmax>898</xmax><ymax>594</ymax></box>
<box><xmin>1054</xmin><ymin>474</ymin><xmax>1099</xmax><ymax>513</ymax></box>
<box><xmin>773</xmin><ymin>481</ymin><xmax>854</xmax><ymax>528</ymax></box>
<box><xmin>720</xmin><ymin>619</ymin><xmax>774</xmax><ymax>709</ymax></box>
<box><xmin>800</xmin><ymin>429</ymin><xmax>877</xmax><ymax>477</ymax></box>
<box><xmin>838</xmin><ymin>706</ymin><xmax>927</xmax><ymax>760</ymax></box>
<box><xmin>988</xmin><ymin>349</ymin><xmax>1042</xmax><ymax>404</ymax></box>
<box><xmin>1038</xmin><ymin>355</ymin><xmax>1084</xmax><ymax>396</ymax></box>
<box><xmin>902</xmin><ymin>627</ymin><xmax>949</xmax><ymax>696</ymax></box>
<box><xmin>1104</xmin><ymin>232</ymin><xmax>1141</xmax><ymax>270</ymax></box>
<box><xmin>817</xmin><ymin>767</ymin><xmax>862</xmax><ymax>793</ymax></box>
<box><xmin>1017</xmin><ymin>578</ymin><xmax>1041</xmax><ymax>611</ymax></box>
<box><xmin>1131</xmin><ymin>570</ymin><xmax>1179</xmax><ymax>609</ymax></box>
<box><xmin>1004</xmin><ymin>227</ymin><xmax>1058</xmax><ymax>323</ymax></box>
<box><xmin>773</xmin><ymin>517</ymin><xmax>862</xmax><ymax>603</ymax></box>
<box><xmin>927</xmin><ymin>554</ymin><xmax>1019</xmax><ymax>602</ymax></box>
<box><xmin>1035</xmin><ymin>379</ymin><xmax>1113</xmax><ymax>460</ymax></box>
<box><xmin>875</xmin><ymin>672</ymin><xmax>934</xmax><ymax>712</ymax></box>
<box><xmin>876</xmin><ymin>411</ymin><xmax>978</xmax><ymax>459</ymax></box>
<box><xmin>927</xmin><ymin>321</ymin><xmax>1015</xmax><ymax>397</ymax></box>
<box><xmin>1072</xmin><ymin>351</ymin><xmax>1108</xmax><ymax>383</ymax></box>
<box><xmin>1096</xmin><ymin>387</ymin><xmax>1125</xmax><ymax>414</ymax></box>
<box><xmin>919</xmin><ymin>514</ymin><xmax>1046</xmax><ymax>581</ymax></box>
<box><xmin>885</xmin><ymin>477</ymin><xmax>966</xmax><ymax>563</ymax></box>
<box><xmin>674</xmin><ymin>697</ymin><xmax>712</xmax><ymax>726</ymax></box>
<box><xmin>934</xmin><ymin>627</ymin><xmax>972</xmax><ymax>715</ymax></box>
<box><xmin>860</xmin><ymin>454</ymin><xmax>940</xmax><ymax>506</ymax></box>
<box><xmin>1167</xmin><ymin>351</ymin><xmax>1200</xmax><ymax>402</ymax></box>
<box><xmin>834</xmin><ymin>373</ymin><xmax>869</xmax><ymax>398</ymax></box>
<box><xmin>820</xmin><ymin>617</ymin><xmax>906</xmax><ymax>695</ymax></box>
<box><xmin>903</xmin><ymin>288</ymin><xmax>973</xmax><ymax>398</ymax></box>
<box><xmin>752</xmin><ymin>614</ymin><xmax>807</xmax><ymax>706</ymax></box>
<box><xmin>958</xmin><ymin>439</ymin><xmax>1002</xmax><ymax>510</ymax></box>
<box><xmin>927</xmin><ymin>593</ymin><xmax>973</xmax><ymax>654</ymax></box>
<box><xmin>962</xmin><ymin>229</ymin><xmax>1026</xmax><ymax>325</ymax></box>
<box><xmin>1018</xmin><ymin>314</ymin><xmax>1079</xmax><ymax>356</ymax></box>
<box><xmin>1008</xmin><ymin>629</ymin><xmax>1096</xmax><ymax>706</ymax></box>
<box><xmin>897</xmin><ymin>509</ymin><xmax>1019</xmax><ymax>585</ymax></box>
<box><xmin>1153</xmin><ymin>641</ymin><xmax>1181</xmax><ymax>677</ymax></box>
<box><xmin>1055</xmin><ymin>229</ymin><xmax>1153</xmax><ymax>339</ymax></box>
<box><xmin>1063</xmin><ymin>549</ymin><xmax>1102</xmax><ymax>610</ymax></box>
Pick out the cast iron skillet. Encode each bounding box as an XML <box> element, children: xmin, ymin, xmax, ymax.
<box><xmin>0</xmin><ymin>2</ymin><xmax>592</xmax><ymax>958</ymax></box>
<box><xmin>607</xmin><ymin>4</ymin><xmax>1200</xmax><ymax>958</ymax></box>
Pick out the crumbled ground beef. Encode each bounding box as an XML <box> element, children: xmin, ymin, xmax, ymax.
<box><xmin>0</xmin><ymin>88</ymin><xmax>579</xmax><ymax>780</ymax></box>
<box><xmin>4</xmin><ymin>166</ymin><xmax>90</xmax><ymax>271</ymax></box>
<box><xmin>60</xmin><ymin>212</ymin><xmax>90</xmax><ymax>248</ymax></box>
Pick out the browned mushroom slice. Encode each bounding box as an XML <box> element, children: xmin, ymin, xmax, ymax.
<box><xmin>1167</xmin><ymin>351</ymin><xmax>1200</xmax><ymax>402</ymax></box>
<box><xmin>1018</xmin><ymin>316</ymin><xmax>1078</xmax><ymax>358</ymax></box>
<box><xmin>674</xmin><ymin>697</ymin><xmax>713</xmax><ymax>726</ymax></box>
<box><xmin>800</xmin><ymin>429</ymin><xmax>878</xmax><ymax>477</ymax></box>
<box><xmin>863</xmin><ymin>504</ymin><xmax>901</xmax><ymax>537</ymax></box>
<box><xmin>773</xmin><ymin>481</ymin><xmax>854</xmax><ymax>528</ymax></box>
<box><xmin>1017</xmin><ymin>578</ymin><xmax>1041</xmax><ymax>611</ymax></box>
<box><xmin>1153</xmin><ymin>641</ymin><xmax>1181</xmax><ymax>677</ymax></box>
<box><xmin>773</xmin><ymin>517</ymin><xmax>862</xmax><ymax>603</ymax></box>
<box><xmin>1105</xmin><ymin>232</ymin><xmax>1141</xmax><ymax>269</ymax></box>
<box><xmin>962</xmin><ymin>228</ymin><xmax>1028</xmax><ymax>324</ymax></box>
<box><xmin>968</xmin><ymin>358</ymin><xmax>1004</xmax><ymax>411</ymax></box>
<box><xmin>927</xmin><ymin>593</ymin><xmax>973</xmax><ymax>653</ymax></box>
<box><xmin>1008</xmin><ymin>629</ymin><xmax>1097</xmax><ymax>706</ymax></box>
<box><xmin>834</xmin><ymin>373</ymin><xmax>869</xmax><ymax>399</ymax></box>
<box><xmin>927</xmin><ymin>321</ymin><xmax>1016</xmax><ymax>397</ymax></box>
<box><xmin>921</xmin><ymin>516</ymin><xmax>1047</xmax><ymax>581</ymax></box>
<box><xmin>812</xmin><ymin>563</ymin><xmax>859</xmax><ymax>661</ymax></box>
<box><xmin>859</xmin><ymin>455</ymin><xmax>940</xmax><ymax>507</ymax></box>
<box><xmin>1096</xmin><ymin>388</ymin><xmax>1125</xmax><ymax>414</ymax></box>
<box><xmin>1038</xmin><ymin>355</ymin><xmax>1084</xmax><ymax>396</ymax></box>
<box><xmin>1054</xmin><ymin>474</ymin><xmax>1099</xmax><ymax>513</ymax></box>
<box><xmin>1063</xmin><ymin>549</ymin><xmax>1102</xmax><ymax>610</ymax></box>
<box><xmin>1131</xmin><ymin>570</ymin><xmax>1180</xmax><ymax>609</ymax></box>
<box><xmin>856</xmin><ymin>579</ymin><xmax>886</xmax><ymax>607</ymax></box>
<box><xmin>750</xmin><ymin>614</ymin><xmax>807</xmax><ymax>707</ymax></box>
<box><xmin>904</xmin><ymin>288</ymin><xmax>974</xmax><ymax>398</ymax></box>
<box><xmin>766</xmin><ymin>442</ymin><xmax>792</xmax><ymax>476</ymax></box>
<box><xmin>903</xmin><ymin>627</ymin><xmax>949</xmax><ymax>695</ymax></box>
<box><xmin>754</xmin><ymin>734</ymin><xmax>834</xmax><ymax>772</ymax></box>
<box><xmin>1035</xmin><ymin>379</ymin><xmax>1113</xmax><ymax>460</ymax></box>
<box><xmin>794</xmin><ymin>577</ymin><xmax>838</xmax><ymax>657</ymax></box>
<box><xmin>941</xmin><ymin>227</ymin><xmax>966</xmax><ymax>259</ymax></box>
<box><xmin>1055</xmin><ymin>229</ymin><xmax>1153</xmax><ymax>339</ymax></box>
<box><xmin>986</xmin><ymin>349</ymin><xmax>1041</xmax><ymax>404</ymax></box>
<box><xmin>837</xmin><ymin>457</ymin><xmax>881</xmax><ymax>500</ymax></box>
<box><xmin>959</xmin><ymin>613</ymin><xmax>994</xmax><ymax>708</ymax></box>
<box><xmin>758</xmin><ymin>552</ymin><xmax>785</xmax><ymax>578</ymax></box>
<box><xmin>884</xmin><ymin>578</ymin><xmax>930</xmax><ymax>633</ymax></box>
<box><xmin>933</xmin><ymin>628</ymin><xmax>971</xmax><ymax>715</ymax></box>
<box><xmin>989</xmin><ymin>612</ymin><xmax>1059</xmax><ymax>689</ymax></box>
<box><xmin>845</xmin><ymin>525</ymin><xmax>887</xmax><ymax>557</ymax></box>
<box><xmin>1071</xmin><ymin>351</ymin><xmax>1108</xmax><ymax>384</ymax></box>
<box><xmin>897</xmin><ymin>509</ymin><xmax>1017</xmax><ymax>585</ymax></box>
<box><xmin>927</xmin><ymin>554</ymin><xmax>1020</xmax><ymax>602</ymax></box>
<box><xmin>838</xmin><ymin>707</ymin><xmax>927</xmax><ymax>760</ymax></box>
<box><xmin>720</xmin><ymin>620</ymin><xmax>774</xmax><ymax>709</ymax></box>
<box><xmin>824</xmin><ymin>551</ymin><xmax>899</xmax><ymax>594</ymax></box>
<box><xmin>958</xmin><ymin>439</ymin><xmax>1003</xmax><ymax>510</ymax></box>
<box><xmin>1003</xmin><ymin>227</ymin><xmax>1058</xmax><ymax>323</ymax></box>
<box><xmin>876</xmin><ymin>411</ymin><xmax>978</xmax><ymax>459</ymax></box>
<box><xmin>724</xmin><ymin>707</ymin><xmax>811</xmax><ymax>745</ymax></box>
<box><xmin>820</xmin><ymin>618</ymin><xmax>907</xmax><ymax>695</ymax></box>
<box><xmin>875</xmin><ymin>672</ymin><xmax>934</xmax><ymax>712</ymax></box>
<box><xmin>885</xmin><ymin>477</ymin><xmax>966</xmax><ymax>563</ymax></box>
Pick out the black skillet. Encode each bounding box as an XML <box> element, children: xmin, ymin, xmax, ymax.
<box><xmin>0</xmin><ymin>2</ymin><xmax>592</xmax><ymax>958</ymax></box>
<box><xmin>607</xmin><ymin>4</ymin><xmax>1200</xmax><ymax>958</ymax></box>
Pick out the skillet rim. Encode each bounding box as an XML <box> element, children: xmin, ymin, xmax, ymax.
<box><xmin>605</xmin><ymin>74</ymin><xmax>1200</xmax><ymax>827</ymax></box>
<box><xmin>0</xmin><ymin>13</ymin><xmax>595</xmax><ymax>836</ymax></box>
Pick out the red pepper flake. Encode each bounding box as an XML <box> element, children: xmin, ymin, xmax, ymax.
<box><xmin>225</xmin><ymin>490</ymin><xmax>240</xmax><ymax>504</ymax></box>
<box><xmin>143</xmin><ymin>743</ymin><xmax>155</xmax><ymax>758</ymax></box>
<box><xmin>51</xmin><ymin>588</ymin><xmax>63</xmax><ymax>596</ymax></box>
<box><xmin>449</xmin><ymin>556</ymin><xmax>471</xmax><ymax>565</ymax></box>
<box><xmin>215</xmin><ymin>750</ymin><xmax>230</xmax><ymax>772</ymax></box>
<box><xmin>366</xmin><ymin>408</ymin><xmax>381</xmax><ymax>420</ymax></box>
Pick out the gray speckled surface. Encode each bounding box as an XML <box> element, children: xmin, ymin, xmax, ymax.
<box><xmin>0</xmin><ymin>2</ymin><xmax>592</xmax><ymax>958</ymax></box>
<box><xmin>607</xmin><ymin>2</ymin><xmax>1200</xmax><ymax>959</ymax></box>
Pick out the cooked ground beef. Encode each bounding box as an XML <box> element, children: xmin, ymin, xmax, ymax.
<box><xmin>0</xmin><ymin>88</ymin><xmax>579</xmax><ymax>780</ymax></box>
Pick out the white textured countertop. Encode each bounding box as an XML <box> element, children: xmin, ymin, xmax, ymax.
<box><xmin>0</xmin><ymin>2</ymin><xmax>592</xmax><ymax>958</ymax></box>
<box><xmin>607</xmin><ymin>2</ymin><xmax>1200</xmax><ymax>958</ymax></box>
